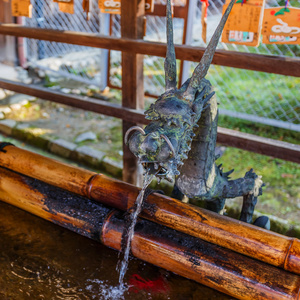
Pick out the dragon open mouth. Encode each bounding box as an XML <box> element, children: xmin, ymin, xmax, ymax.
<box><xmin>141</xmin><ymin>161</ymin><xmax>173</xmax><ymax>183</ymax></box>
<box><xmin>125</xmin><ymin>126</ymin><xmax>177</xmax><ymax>182</ymax></box>
<box><xmin>141</xmin><ymin>161</ymin><xmax>167</xmax><ymax>175</ymax></box>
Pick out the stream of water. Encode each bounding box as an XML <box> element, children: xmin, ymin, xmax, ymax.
<box><xmin>118</xmin><ymin>171</ymin><xmax>154</xmax><ymax>291</ymax></box>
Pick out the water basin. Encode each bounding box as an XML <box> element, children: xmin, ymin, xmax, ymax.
<box><xmin>0</xmin><ymin>201</ymin><xmax>234</xmax><ymax>299</ymax></box>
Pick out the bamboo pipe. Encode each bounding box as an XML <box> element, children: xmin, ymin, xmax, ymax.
<box><xmin>0</xmin><ymin>143</ymin><xmax>299</xmax><ymax>275</ymax></box>
<box><xmin>0</xmin><ymin>167</ymin><xmax>299</xmax><ymax>300</ymax></box>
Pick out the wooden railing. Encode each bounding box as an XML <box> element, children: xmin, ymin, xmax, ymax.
<box><xmin>0</xmin><ymin>24</ymin><xmax>299</xmax><ymax>77</ymax></box>
<box><xmin>0</xmin><ymin>0</ymin><xmax>299</xmax><ymax>184</ymax></box>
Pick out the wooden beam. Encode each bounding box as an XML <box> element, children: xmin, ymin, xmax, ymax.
<box><xmin>121</xmin><ymin>0</ymin><xmax>145</xmax><ymax>185</ymax></box>
<box><xmin>146</xmin><ymin>4</ymin><xmax>186</xmax><ymax>18</ymax></box>
<box><xmin>0</xmin><ymin>78</ymin><xmax>299</xmax><ymax>164</ymax></box>
<box><xmin>216</xmin><ymin>127</ymin><xmax>300</xmax><ymax>163</ymax></box>
<box><xmin>0</xmin><ymin>24</ymin><xmax>299</xmax><ymax>77</ymax></box>
<box><xmin>0</xmin><ymin>78</ymin><xmax>147</xmax><ymax>124</ymax></box>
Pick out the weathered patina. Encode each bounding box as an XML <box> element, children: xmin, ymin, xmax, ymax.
<box><xmin>126</xmin><ymin>0</ymin><xmax>268</xmax><ymax>227</ymax></box>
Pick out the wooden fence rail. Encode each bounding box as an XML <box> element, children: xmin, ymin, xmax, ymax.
<box><xmin>0</xmin><ymin>78</ymin><xmax>299</xmax><ymax>164</ymax></box>
<box><xmin>0</xmin><ymin>23</ymin><xmax>299</xmax><ymax>77</ymax></box>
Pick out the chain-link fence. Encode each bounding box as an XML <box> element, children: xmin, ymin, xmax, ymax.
<box><xmin>24</xmin><ymin>0</ymin><xmax>299</xmax><ymax>131</ymax></box>
<box><xmin>24</xmin><ymin>0</ymin><xmax>102</xmax><ymax>85</ymax></box>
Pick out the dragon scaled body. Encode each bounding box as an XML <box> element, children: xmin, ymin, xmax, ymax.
<box><xmin>126</xmin><ymin>0</ymin><xmax>269</xmax><ymax>228</ymax></box>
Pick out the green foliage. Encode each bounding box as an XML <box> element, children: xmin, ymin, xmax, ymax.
<box><xmin>43</xmin><ymin>75</ymin><xmax>59</xmax><ymax>87</ymax></box>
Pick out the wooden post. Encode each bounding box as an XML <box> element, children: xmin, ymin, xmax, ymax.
<box><xmin>0</xmin><ymin>1</ymin><xmax>15</xmax><ymax>65</ymax></box>
<box><xmin>121</xmin><ymin>0</ymin><xmax>145</xmax><ymax>185</ymax></box>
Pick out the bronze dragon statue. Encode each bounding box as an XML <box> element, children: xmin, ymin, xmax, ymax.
<box><xmin>125</xmin><ymin>0</ymin><xmax>270</xmax><ymax>229</ymax></box>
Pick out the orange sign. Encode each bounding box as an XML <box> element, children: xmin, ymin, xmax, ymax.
<box><xmin>145</xmin><ymin>0</ymin><xmax>154</xmax><ymax>12</ymax></box>
<box><xmin>59</xmin><ymin>2</ymin><xmax>74</xmax><ymax>14</ymax></box>
<box><xmin>201</xmin><ymin>1</ymin><xmax>208</xmax><ymax>43</ymax></box>
<box><xmin>262</xmin><ymin>7</ymin><xmax>300</xmax><ymax>38</ymax></box>
<box><xmin>98</xmin><ymin>0</ymin><xmax>154</xmax><ymax>14</ymax></box>
<box><xmin>53</xmin><ymin>0</ymin><xmax>74</xmax><ymax>14</ymax></box>
<box><xmin>221</xmin><ymin>0</ymin><xmax>265</xmax><ymax>46</ymax></box>
<box><xmin>11</xmin><ymin>0</ymin><xmax>32</xmax><ymax>18</ymax></box>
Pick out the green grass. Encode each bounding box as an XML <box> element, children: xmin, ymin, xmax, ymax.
<box><xmin>217</xmin><ymin>146</ymin><xmax>300</xmax><ymax>222</ymax></box>
<box><xmin>207</xmin><ymin>66</ymin><xmax>300</xmax><ymax>123</ymax></box>
<box><xmin>143</xmin><ymin>60</ymin><xmax>300</xmax><ymax>124</ymax></box>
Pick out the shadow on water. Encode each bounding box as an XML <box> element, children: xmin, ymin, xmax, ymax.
<box><xmin>0</xmin><ymin>201</ymin><xmax>234</xmax><ymax>300</ymax></box>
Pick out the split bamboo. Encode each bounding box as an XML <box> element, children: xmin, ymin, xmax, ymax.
<box><xmin>0</xmin><ymin>166</ymin><xmax>299</xmax><ymax>300</ymax></box>
<box><xmin>0</xmin><ymin>143</ymin><xmax>299</xmax><ymax>275</ymax></box>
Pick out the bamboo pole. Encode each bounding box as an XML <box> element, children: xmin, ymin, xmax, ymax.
<box><xmin>0</xmin><ymin>166</ymin><xmax>299</xmax><ymax>300</ymax></box>
<box><xmin>0</xmin><ymin>143</ymin><xmax>299</xmax><ymax>275</ymax></box>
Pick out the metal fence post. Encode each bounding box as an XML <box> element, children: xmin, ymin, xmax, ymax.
<box><xmin>99</xmin><ymin>12</ymin><xmax>110</xmax><ymax>91</ymax></box>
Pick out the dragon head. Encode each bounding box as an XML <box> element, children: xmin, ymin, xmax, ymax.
<box><xmin>125</xmin><ymin>0</ymin><xmax>235</xmax><ymax>183</ymax></box>
<box><xmin>125</xmin><ymin>90</ymin><xmax>197</xmax><ymax>182</ymax></box>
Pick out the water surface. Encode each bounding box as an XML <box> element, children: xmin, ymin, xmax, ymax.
<box><xmin>0</xmin><ymin>201</ymin><xmax>234</xmax><ymax>299</ymax></box>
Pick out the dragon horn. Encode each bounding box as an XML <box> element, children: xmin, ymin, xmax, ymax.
<box><xmin>165</xmin><ymin>0</ymin><xmax>177</xmax><ymax>91</ymax></box>
<box><xmin>124</xmin><ymin>126</ymin><xmax>146</xmax><ymax>145</ymax></box>
<box><xmin>182</xmin><ymin>0</ymin><xmax>236</xmax><ymax>102</ymax></box>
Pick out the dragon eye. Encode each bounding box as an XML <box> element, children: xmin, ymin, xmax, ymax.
<box><xmin>151</xmin><ymin>132</ymin><xmax>160</xmax><ymax>139</ymax></box>
<box><xmin>169</xmin><ymin>122</ymin><xmax>178</xmax><ymax>128</ymax></box>
<box><xmin>160</xmin><ymin>134</ymin><xmax>176</xmax><ymax>158</ymax></box>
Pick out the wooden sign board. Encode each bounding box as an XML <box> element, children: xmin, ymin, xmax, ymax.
<box><xmin>11</xmin><ymin>0</ymin><xmax>32</xmax><ymax>18</ymax></box>
<box><xmin>59</xmin><ymin>1</ymin><xmax>74</xmax><ymax>14</ymax></box>
<box><xmin>222</xmin><ymin>0</ymin><xmax>265</xmax><ymax>46</ymax></box>
<box><xmin>99</xmin><ymin>0</ymin><xmax>154</xmax><ymax>14</ymax></box>
<box><xmin>53</xmin><ymin>0</ymin><xmax>74</xmax><ymax>14</ymax></box>
<box><xmin>262</xmin><ymin>7</ymin><xmax>300</xmax><ymax>38</ymax></box>
<box><xmin>201</xmin><ymin>1</ymin><xmax>208</xmax><ymax>43</ymax></box>
<box><xmin>145</xmin><ymin>0</ymin><xmax>154</xmax><ymax>12</ymax></box>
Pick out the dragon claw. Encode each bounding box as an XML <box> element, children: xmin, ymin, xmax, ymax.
<box><xmin>223</xmin><ymin>169</ymin><xmax>234</xmax><ymax>179</ymax></box>
<box><xmin>245</xmin><ymin>168</ymin><xmax>259</xmax><ymax>179</ymax></box>
<box><xmin>253</xmin><ymin>216</ymin><xmax>270</xmax><ymax>230</ymax></box>
<box><xmin>215</xmin><ymin>154</ymin><xmax>221</xmax><ymax>161</ymax></box>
